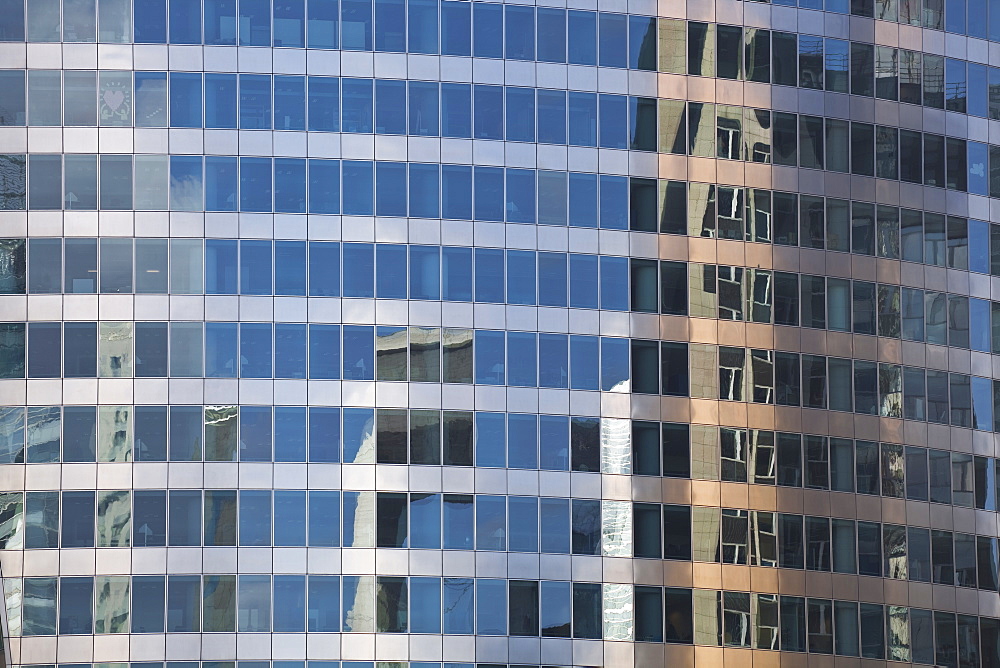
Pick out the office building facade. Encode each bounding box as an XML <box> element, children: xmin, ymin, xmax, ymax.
<box><xmin>2</xmin><ymin>0</ymin><xmax>1000</xmax><ymax>665</ymax></box>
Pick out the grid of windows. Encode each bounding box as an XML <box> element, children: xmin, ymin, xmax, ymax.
<box><xmin>4</xmin><ymin>0</ymin><xmax>1000</xmax><ymax>666</ymax></box>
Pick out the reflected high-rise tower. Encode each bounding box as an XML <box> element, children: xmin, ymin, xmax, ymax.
<box><xmin>2</xmin><ymin>0</ymin><xmax>1000</xmax><ymax>666</ymax></box>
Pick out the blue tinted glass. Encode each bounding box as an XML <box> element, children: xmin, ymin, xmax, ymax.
<box><xmin>239</xmin><ymin>0</ymin><xmax>270</xmax><ymax>45</ymax></box>
<box><xmin>239</xmin><ymin>491</ymin><xmax>272</xmax><ymax>545</ymax></box>
<box><xmin>0</xmin><ymin>72</ymin><xmax>27</xmax><ymax>125</ymax></box>
<box><xmin>539</xmin><ymin>334</ymin><xmax>568</xmax><ymax>388</ymax></box>
<box><xmin>275</xmin><ymin>323</ymin><xmax>307</xmax><ymax>378</ymax></box>
<box><xmin>540</xmin><ymin>497</ymin><xmax>570</xmax><ymax>551</ymax></box>
<box><xmin>442</xmin><ymin>164</ymin><xmax>472</xmax><ymax>218</ymax></box>
<box><xmin>473</xmin><ymin>248</ymin><xmax>503</xmax><ymax>302</ymax></box>
<box><xmin>343</xmin><ymin>326</ymin><xmax>374</xmax><ymax>381</ymax></box>
<box><xmin>538</xmin><ymin>252</ymin><xmax>567</xmax><ymax>306</ymax></box>
<box><xmin>61</xmin><ymin>490</ymin><xmax>95</xmax><ymax>545</ymax></box>
<box><xmin>409</xmin><ymin>246</ymin><xmax>440</xmax><ymax>300</ymax></box>
<box><xmin>408</xmin><ymin>0</ymin><xmax>437</xmax><ymax>52</ymax></box>
<box><xmin>441</xmin><ymin>0</ymin><xmax>470</xmax><ymax>55</ymax></box>
<box><xmin>628</xmin><ymin>15</ymin><xmax>656</xmax><ymax>68</ymax></box>
<box><xmin>343</xmin><ymin>243</ymin><xmax>374</xmax><ymax>297</ymax></box>
<box><xmin>505</xmin><ymin>5</ymin><xmax>534</xmax><ymax>59</ymax></box>
<box><xmin>537</xmin><ymin>90</ymin><xmax>566</xmax><ymax>144</ymax></box>
<box><xmin>341</xmin><ymin>78</ymin><xmax>373</xmax><ymax>132</ymax></box>
<box><xmin>135</xmin><ymin>406</ymin><xmax>168</xmax><ymax>462</ymax></box>
<box><xmin>567</xmin><ymin>10</ymin><xmax>596</xmax><ymax>65</ymax></box>
<box><xmin>569</xmin><ymin>172</ymin><xmax>598</xmax><ymax>227</ymax></box>
<box><xmin>63</xmin><ymin>323</ymin><xmax>96</xmax><ymax>379</ymax></box>
<box><xmin>275</xmin><ymin>240</ymin><xmax>307</xmax><ymax>295</ymax></box>
<box><xmin>946</xmin><ymin>0</ymin><xmax>965</xmax><ymax>33</ymax></box>
<box><xmin>598</xmin><ymin>94</ymin><xmax>628</xmax><ymax>149</ymax></box>
<box><xmin>969</xmin><ymin>0</ymin><xmax>988</xmax><ymax>38</ymax></box>
<box><xmin>205</xmin><ymin>322</ymin><xmax>238</xmax><ymax>377</ymax></box>
<box><xmin>309</xmin><ymin>492</ymin><xmax>340</xmax><ymax>545</ymax></box>
<box><xmin>274</xmin><ymin>75</ymin><xmax>306</xmax><ymax>129</ymax></box>
<box><xmin>408</xmin><ymin>163</ymin><xmax>439</xmax><ymax>217</ymax></box>
<box><xmin>409</xmin><ymin>81</ymin><xmax>439</xmax><ymax>135</ymax></box>
<box><xmin>442</xmin><ymin>578</ymin><xmax>474</xmax><ymax>632</ymax></box>
<box><xmin>274</xmin><ymin>407</ymin><xmax>307</xmax><ymax>462</ymax></box>
<box><xmin>970</xmin><ymin>298</ymin><xmax>991</xmax><ymax>352</ymax></box>
<box><xmin>968</xmin><ymin>219</ymin><xmax>990</xmax><ymax>273</ymax></box>
<box><xmin>239</xmin><ymin>406</ymin><xmax>273</xmax><ymax>461</ymax></box>
<box><xmin>131</xmin><ymin>576</ymin><xmax>166</xmax><ymax>631</ymax></box>
<box><xmin>307</xmin><ymin>576</ymin><xmax>340</xmax><ymax>631</ymax></box>
<box><xmin>472</xmin><ymin>2</ymin><xmax>501</xmax><ymax>57</ymax></box>
<box><xmin>537</xmin><ymin>8</ymin><xmax>566</xmax><ymax>62</ymax></box>
<box><xmin>274</xmin><ymin>0</ymin><xmax>305</xmax><ymax>47</ymax></box>
<box><xmin>969</xmin><ymin>63</ymin><xmax>988</xmax><ymax>118</ymax></box>
<box><xmin>506</xmin><ymin>168</ymin><xmax>535</xmax><ymax>223</ymax></box>
<box><xmin>443</xmin><ymin>496</ymin><xmax>473</xmax><ymax>549</ymax></box>
<box><xmin>59</xmin><ymin>577</ymin><xmax>94</xmax><ymax>634</ymax></box>
<box><xmin>169</xmin><ymin>155</ymin><xmax>203</xmax><ymax>211</ymax></box>
<box><xmin>205</xmin><ymin>156</ymin><xmax>238</xmax><ymax>211</ymax></box>
<box><xmin>441</xmin><ymin>83</ymin><xmax>471</xmax><ymax>137</ymax></box>
<box><xmin>375</xmin><ymin>79</ymin><xmax>406</xmax><ymax>133</ymax></box>
<box><xmin>507</xmin><ymin>413</ymin><xmax>537</xmax><ymax>469</ymax></box>
<box><xmin>275</xmin><ymin>158</ymin><xmax>307</xmax><ymax>213</ymax></box>
<box><xmin>410</xmin><ymin>493</ymin><xmax>440</xmax><ymax>548</ymax></box>
<box><xmin>506</xmin><ymin>250</ymin><xmax>536</xmax><ymax>305</ymax></box>
<box><xmin>309</xmin><ymin>242</ymin><xmax>340</xmax><ymax>296</ymax></box>
<box><xmin>169</xmin><ymin>73</ymin><xmax>203</xmax><ymax>127</ymax></box>
<box><xmin>570</xmin><ymin>335</ymin><xmax>599</xmax><ymax>390</ymax></box>
<box><xmin>505</xmin><ymin>87</ymin><xmax>535</xmax><ymax>142</ymax></box>
<box><xmin>508</xmin><ymin>496</ymin><xmax>538</xmax><ymax>551</ymax></box>
<box><xmin>972</xmin><ymin>376</ymin><xmax>994</xmax><ymax>430</ymax></box>
<box><xmin>473</xmin><ymin>166</ymin><xmax>503</xmax><ymax>221</ymax></box>
<box><xmin>598</xmin><ymin>12</ymin><xmax>627</xmax><ymax>67</ymax></box>
<box><xmin>473</xmin><ymin>85</ymin><xmax>503</xmax><ymax>140</ymax></box>
<box><xmin>240</xmin><ymin>240</ymin><xmax>272</xmax><ymax>295</ymax></box>
<box><xmin>375</xmin><ymin>162</ymin><xmax>407</xmax><ymax>217</ymax></box>
<box><xmin>600</xmin><ymin>255</ymin><xmax>629</xmax><ymax>310</ymax></box>
<box><xmin>240</xmin><ymin>157</ymin><xmax>273</xmax><ymax>212</ymax></box>
<box><xmin>205</xmin><ymin>239</ymin><xmax>238</xmax><ymax>294</ymax></box>
<box><xmin>307</xmin><ymin>0</ymin><xmax>338</xmax><ymax>48</ymax></box>
<box><xmin>409</xmin><ymin>578</ymin><xmax>441</xmax><ymax>633</ymax></box>
<box><xmin>239</xmin><ymin>74</ymin><xmax>271</xmax><ymax>129</ymax></box>
<box><xmin>474</xmin><ymin>331</ymin><xmax>504</xmax><ymax>385</ymax></box>
<box><xmin>341</xmin><ymin>0</ymin><xmax>372</xmax><ymax>49</ymax></box>
<box><xmin>309</xmin><ymin>324</ymin><xmax>340</xmax><ymax>380</ymax></box>
<box><xmin>507</xmin><ymin>331</ymin><xmax>537</xmax><ymax>387</ymax></box>
<box><xmin>568</xmin><ymin>92</ymin><xmax>597</xmax><ymax>146</ymax></box>
<box><xmin>342</xmin><ymin>160</ymin><xmax>374</xmax><ymax>215</ymax></box>
<box><xmin>601</xmin><ymin>337</ymin><xmax>630</xmax><ymax>391</ymax></box>
<box><xmin>205</xmin><ymin>0</ymin><xmax>237</xmax><ymax>45</ymax></box>
<box><xmin>62</xmin><ymin>406</ymin><xmax>96</xmax><ymax>461</ymax></box>
<box><xmin>308</xmin><ymin>159</ymin><xmax>340</xmax><ymax>213</ymax></box>
<box><xmin>375</xmin><ymin>0</ymin><xmax>404</xmax><ymax>50</ymax></box>
<box><xmin>134</xmin><ymin>0</ymin><xmax>167</xmax><ymax>42</ymax></box>
<box><xmin>169</xmin><ymin>0</ymin><xmax>201</xmax><ymax>43</ymax></box>
<box><xmin>599</xmin><ymin>175</ymin><xmax>628</xmax><ymax>229</ymax></box>
<box><xmin>476</xmin><ymin>579</ymin><xmax>506</xmax><ymax>634</ymax></box>
<box><xmin>539</xmin><ymin>415</ymin><xmax>569</xmax><ymax>470</ymax></box>
<box><xmin>442</xmin><ymin>246</ymin><xmax>472</xmax><ymax>301</ymax></box>
<box><xmin>969</xmin><ymin>142</ymin><xmax>989</xmax><ymax>197</ymax></box>
<box><xmin>273</xmin><ymin>576</ymin><xmax>306</xmax><ymax>632</ymax></box>
<box><xmin>309</xmin><ymin>406</ymin><xmax>341</xmax><ymax>462</ymax></box>
<box><xmin>240</xmin><ymin>323</ymin><xmax>273</xmax><ymax>378</ymax></box>
<box><xmin>307</xmin><ymin>76</ymin><xmax>340</xmax><ymax>131</ymax></box>
<box><xmin>475</xmin><ymin>412</ymin><xmax>505</xmax><ymax>466</ymax></box>
<box><xmin>375</xmin><ymin>244</ymin><xmax>407</xmax><ymax>298</ymax></box>
<box><xmin>476</xmin><ymin>495</ymin><xmax>506</xmax><ymax>550</ymax></box>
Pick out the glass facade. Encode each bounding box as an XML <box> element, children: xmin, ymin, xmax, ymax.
<box><xmin>3</xmin><ymin>0</ymin><xmax>1000</xmax><ymax>666</ymax></box>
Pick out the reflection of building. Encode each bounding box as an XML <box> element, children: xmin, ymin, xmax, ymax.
<box><xmin>2</xmin><ymin>1</ymin><xmax>1000</xmax><ymax>666</ymax></box>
